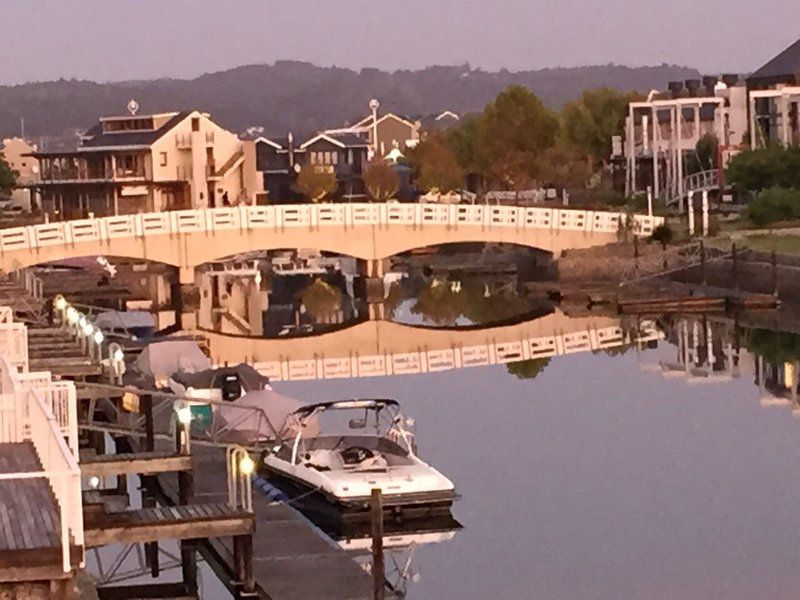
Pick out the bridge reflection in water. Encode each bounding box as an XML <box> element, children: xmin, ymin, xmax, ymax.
<box><xmin>203</xmin><ymin>310</ymin><xmax>662</xmax><ymax>382</ymax></box>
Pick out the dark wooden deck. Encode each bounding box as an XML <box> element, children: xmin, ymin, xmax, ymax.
<box><xmin>80</xmin><ymin>451</ymin><xmax>194</xmax><ymax>477</ymax></box>
<box><xmin>0</xmin><ymin>441</ymin><xmax>79</xmax><ymax>581</ymax></box>
<box><xmin>84</xmin><ymin>503</ymin><xmax>254</xmax><ymax>547</ymax></box>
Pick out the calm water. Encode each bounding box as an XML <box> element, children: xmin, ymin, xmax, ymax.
<box><xmin>275</xmin><ymin>324</ymin><xmax>800</xmax><ymax>600</ymax></box>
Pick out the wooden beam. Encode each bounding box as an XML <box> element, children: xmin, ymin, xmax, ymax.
<box><xmin>81</xmin><ymin>452</ymin><xmax>194</xmax><ymax>477</ymax></box>
<box><xmin>97</xmin><ymin>582</ymin><xmax>194</xmax><ymax>600</ymax></box>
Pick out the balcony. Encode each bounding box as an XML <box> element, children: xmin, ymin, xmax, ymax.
<box><xmin>176</xmin><ymin>131</ymin><xmax>216</xmax><ymax>149</ymax></box>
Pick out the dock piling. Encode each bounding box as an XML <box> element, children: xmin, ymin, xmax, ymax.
<box><xmin>371</xmin><ymin>488</ymin><xmax>385</xmax><ymax>600</ymax></box>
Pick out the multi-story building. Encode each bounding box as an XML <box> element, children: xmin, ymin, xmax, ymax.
<box><xmin>29</xmin><ymin>108</ymin><xmax>263</xmax><ymax>218</ymax></box>
<box><xmin>1</xmin><ymin>137</ymin><xmax>40</xmax><ymax>210</ymax></box>
<box><xmin>623</xmin><ymin>37</ymin><xmax>800</xmax><ymax>205</ymax></box>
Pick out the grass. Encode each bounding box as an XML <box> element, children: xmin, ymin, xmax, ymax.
<box><xmin>708</xmin><ymin>233</ymin><xmax>800</xmax><ymax>256</ymax></box>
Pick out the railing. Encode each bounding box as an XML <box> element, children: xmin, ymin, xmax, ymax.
<box><xmin>0</xmin><ymin>356</ymin><xmax>83</xmax><ymax>573</ymax></box>
<box><xmin>664</xmin><ymin>169</ymin><xmax>720</xmax><ymax>206</ymax></box>
<box><xmin>246</xmin><ymin>322</ymin><xmax>663</xmax><ymax>382</ymax></box>
<box><xmin>0</xmin><ymin>203</ymin><xmax>664</xmax><ymax>257</ymax></box>
<box><xmin>0</xmin><ymin>320</ymin><xmax>28</xmax><ymax>371</ymax></box>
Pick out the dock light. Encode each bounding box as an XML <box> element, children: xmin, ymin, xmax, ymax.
<box><xmin>82</xmin><ymin>322</ymin><xmax>94</xmax><ymax>337</ymax></box>
<box><xmin>93</xmin><ymin>330</ymin><xmax>104</xmax><ymax>344</ymax></box>
<box><xmin>78</xmin><ymin>315</ymin><xmax>87</xmax><ymax>328</ymax></box>
<box><xmin>113</xmin><ymin>348</ymin><xmax>124</xmax><ymax>362</ymax></box>
<box><xmin>89</xmin><ymin>476</ymin><xmax>100</xmax><ymax>489</ymax></box>
<box><xmin>239</xmin><ymin>454</ymin><xmax>256</xmax><ymax>476</ymax></box>
<box><xmin>66</xmin><ymin>307</ymin><xmax>79</xmax><ymax>324</ymax></box>
<box><xmin>54</xmin><ymin>295</ymin><xmax>67</xmax><ymax>311</ymax></box>
<box><xmin>176</xmin><ymin>403</ymin><xmax>193</xmax><ymax>426</ymax></box>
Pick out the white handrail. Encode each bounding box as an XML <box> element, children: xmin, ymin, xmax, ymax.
<box><xmin>0</xmin><ymin>203</ymin><xmax>664</xmax><ymax>258</ymax></box>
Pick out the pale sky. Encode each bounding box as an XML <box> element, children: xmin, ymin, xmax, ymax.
<box><xmin>1</xmin><ymin>0</ymin><xmax>799</xmax><ymax>85</ymax></box>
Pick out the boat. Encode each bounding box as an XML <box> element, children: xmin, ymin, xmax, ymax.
<box><xmin>261</xmin><ymin>399</ymin><xmax>455</xmax><ymax>518</ymax></box>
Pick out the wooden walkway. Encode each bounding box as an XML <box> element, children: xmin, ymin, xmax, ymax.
<box><xmin>0</xmin><ymin>442</ymin><xmax>78</xmax><ymax>581</ymax></box>
<box><xmin>159</xmin><ymin>445</ymin><xmax>373</xmax><ymax>600</ymax></box>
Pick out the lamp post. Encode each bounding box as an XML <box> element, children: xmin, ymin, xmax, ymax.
<box><xmin>369</xmin><ymin>98</ymin><xmax>380</xmax><ymax>160</ymax></box>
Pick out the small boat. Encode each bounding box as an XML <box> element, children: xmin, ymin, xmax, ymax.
<box><xmin>262</xmin><ymin>399</ymin><xmax>455</xmax><ymax>518</ymax></box>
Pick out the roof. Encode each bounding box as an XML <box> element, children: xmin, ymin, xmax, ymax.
<box><xmin>300</xmin><ymin>132</ymin><xmax>369</xmax><ymax>149</ymax></box>
<box><xmin>79</xmin><ymin>111</ymin><xmax>192</xmax><ymax>149</ymax></box>
<box><xmin>748</xmin><ymin>38</ymin><xmax>800</xmax><ymax>83</ymax></box>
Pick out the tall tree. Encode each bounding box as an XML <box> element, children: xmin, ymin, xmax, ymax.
<box><xmin>0</xmin><ymin>153</ymin><xmax>18</xmax><ymax>198</ymax></box>
<box><xmin>293</xmin><ymin>165</ymin><xmax>338</xmax><ymax>202</ymax></box>
<box><xmin>560</xmin><ymin>87</ymin><xmax>642</xmax><ymax>166</ymax></box>
<box><xmin>300</xmin><ymin>279</ymin><xmax>342</xmax><ymax>322</ymax></box>
<box><xmin>363</xmin><ymin>160</ymin><xmax>400</xmax><ymax>201</ymax></box>
<box><xmin>410</xmin><ymin>132</ymin><xmax>464</xmax><ymax>193</ymax></box>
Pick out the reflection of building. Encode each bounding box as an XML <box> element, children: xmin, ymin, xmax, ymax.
<box><xmin>1</xmin><ymin>137</ymin><xmax>40</xmax><ymax>210</ymax></box>
<box><xmin>29</xmin><ymin>109</ymin><xmax>263</xmax><ymax>218</ymax></box>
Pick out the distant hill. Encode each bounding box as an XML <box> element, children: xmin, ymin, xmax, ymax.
<box><xmin>0</xmin><ymin>61</ymin><xmax>701</xmax><ymax>144</ymax></box>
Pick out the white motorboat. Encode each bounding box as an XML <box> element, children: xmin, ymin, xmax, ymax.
<box><xmin>262</xmin><ymin>399</ymin><xmax>455</xmax><ymax>514</ymax></box>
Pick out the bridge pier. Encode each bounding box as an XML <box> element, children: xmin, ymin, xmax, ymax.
<box><xmin>174</xmin><ymin>267</ymin><xmax>200</xmax><ymax>331</ymax></box>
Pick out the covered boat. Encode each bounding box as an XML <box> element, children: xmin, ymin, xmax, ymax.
<box><xmin>261</xmin><ymin>399</ymin><xmax>455</xmax><ymax>516</ymax></box>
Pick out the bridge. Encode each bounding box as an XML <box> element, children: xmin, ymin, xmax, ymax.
<box><xmin>202</xmin><ymin>311</ymin><xmax>662</xmax><ymax>381</ymax></box>
<box><xmin>0</xmin><ymin>203</ymin><xmax>663</xmax><ymax>278</ymax></box>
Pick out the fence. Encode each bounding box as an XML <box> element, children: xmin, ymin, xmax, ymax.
<box><xmin>0</xmin><ymin>355</ymin><xmax>83</xmax><ymax>573</ymax></box>
<box><xmin>0</xmin><ymin>203</ymin><xmax>664</xmax><ymax>257</ymax></box>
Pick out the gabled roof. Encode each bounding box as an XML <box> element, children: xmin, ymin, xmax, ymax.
<box><xmin>300</xmin><ymin>132</ymin><xmax>369</xmax><ymax>149</ymax></box>
<box><xmin>79</xmin><ymin>111</ymin><xmax>193</xmax><ymax>149</ymax></box>
<box><xmin>352</xmin><ymin>112</ymin><xmax>419</xmax><ymax>130</ymax></box>
<box><xmin>748</xmin><ymin>38</ymin><xmax>800</xmax><ymax>83</ymax></box>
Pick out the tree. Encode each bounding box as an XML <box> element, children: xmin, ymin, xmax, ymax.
<box><xmin>726</xmin><ymin>144</ymin><xmax>800</xmax><ymax>192</ymax></box>
<box><xmin>650</xmin><ymin>223</ymin><xmax>674</xmax><ymax>250</ymax></box>
<box><xmin>300</xmin><ymin>279</ymin><xmax>342</xmax><ymax>322</ymax></box>
<box><xmin>743</xmin><ymin>187</ymin><xmax>800</xmax><ymax>226</ymax></box>
<box><xmin>479</xmin><ymin>86</ymin><xmax>559</xmax><ymax>188</ymax></box>
<box><xmin>363</xmin><ymin>160</ymin><xmax>399</xmax><ymax>201</ymax></box>
<box><xmin>410</xmin><ymin>132</ymin><xmax>464</xmax><ymax>193</ymax></box>
<box><xmin>534</xmin><ymin>141</ymin><xmax>593</xmax><ymax>189</ymax></box>
<box><xmin>294</xmin><ymin>166</ymin><xmax>337</xmax><ymax>202</ymax></box>
<box><xmin>0</xmin><ymin>153</ymin><xmax>18</xmax><ymax>199</ymax></box>
<box><xmin>560</xmin><ymin>88</ymin><xmax>642</xmax><ymax>166</ymax></box>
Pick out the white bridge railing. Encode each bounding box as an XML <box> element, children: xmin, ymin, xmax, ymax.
<box><xmin>239</xmin><ymin>322</ymin><xmax>663</xmax><ymax>382</ymax></box>
<box><xmin>0</xmin><ymin>203</ymin><xmax>664</xmax><ymax>255</ymax></box>
<box><xmin>0</xmin><ymin>353</ymin><xmax>82</xmax><ymax>573</ymax></box>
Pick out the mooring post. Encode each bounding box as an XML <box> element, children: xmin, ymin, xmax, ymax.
<box><xmin>142</xmin><ymin>394</ymin><xmax>154</xmax><ymax>452</ymax></box>
<box><xmin>731</xmin><ymin>243</ymin><xmax>738</xmax><ymax>290</ymax></box>
<box><xmin>181</xmin><ymin>540</ymin><xmax>198</xmax><ymax>596</ymax></box>
<box><xmin>371</xmin><ymin>488</ymin><xmax>385</xmax><ymax>600</ymax></box>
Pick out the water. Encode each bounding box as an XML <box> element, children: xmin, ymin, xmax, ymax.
<box><xmin>273</xmin><ymin>321</ymin><xmax>800</xmax><ymax>600</ymax></box>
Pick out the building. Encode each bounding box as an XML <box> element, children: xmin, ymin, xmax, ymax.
<box><xmin>254</xmin><ymin>132</ymin><xmax>370</xmax><ymax>202</ymax></box>
<box><xmin>324</xmin><ymin>101</ymin><xmax>421</xmax><ymax>161</ymax></box>
<box><xmin>746</xmin><ymin>38</ymin><xmax>800</xmax><ymax>148</ymax></box>
<box><xmin>29</xmin><ymin>107</ymin><xmax>263</xmax><ymax>218</ymax></box>
<box><xmin>1</xmin><ymin>137</ymin><xmax>40</xmax><ymax>210</ymax></box>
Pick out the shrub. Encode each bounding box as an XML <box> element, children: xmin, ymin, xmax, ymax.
<box><xmin>650</xmin><ymin>223</ymin><xmax>674</xmax><ymax>248</ymax></box>
<box><xmin>726</xmin><ymin>144</ymin><xmax>800</xmax><ymax>192</ymax></box>
<box><xmin>743</xmin><ymin>187</ymin><xmax>800</xmax><ymax>226</ymax></box>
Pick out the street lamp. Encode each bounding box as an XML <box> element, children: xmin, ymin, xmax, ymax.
<box><xmin>369</xmin><ymin>98</ymin><xmax>380</xmax><ymax>159</ymax></box>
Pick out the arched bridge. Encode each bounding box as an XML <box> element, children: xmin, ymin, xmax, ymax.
<box><xmin>0</xmin><ymin>203</ymin><xmax>663</xmax><ymax>274</ymax></box>
<box><xmin>202</xmin><ymin>311</ymin><xmax>661</xmax><ymax>381</ymax></box>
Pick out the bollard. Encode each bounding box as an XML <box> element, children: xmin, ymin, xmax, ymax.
<box><xmin>371</xmin><ymin>488</ymin><xmax>385</xmax><ymax>600</ymax></box>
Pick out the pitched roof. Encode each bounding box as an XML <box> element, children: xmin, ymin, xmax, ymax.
<box><xmin>79</xmin><ymin>111</ymin><xmax>192</xmax><ymax>149</ymax></box>
<box><xmin>300</xmin><ymin>132</ymin><xmax>370</xmax><ymax>149</ymax></box>
<box><xmin>748</xmin><ymin>38</ymin><xmax>800</xmax><ymax>83</ymax></box>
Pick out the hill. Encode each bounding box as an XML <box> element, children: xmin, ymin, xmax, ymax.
<box><xmin>0</xmin><ymin>61</ymin><xmax>701</xmax><ymax>143</ymax></box>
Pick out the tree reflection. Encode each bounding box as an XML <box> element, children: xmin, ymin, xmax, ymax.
<box><xmin>300</xmin><ymin>279</ymin><xmax>342</xmax><ymax>323</ymax></box>
<box><xmin>744</xmin><ymin>328</ymin><xmax>800</xmax><ymax>364</ymax></box>
<box><xmin>505</xmin><ymin>357</ymin><xmax>551</xmax><ymax>379</ymax></box>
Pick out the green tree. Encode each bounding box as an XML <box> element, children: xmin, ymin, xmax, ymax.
<box><xmin>560</xmin><ymin>88</ymin><xmax>642</xmax><ymax>166</ymax></box>
<box><xmin>363</xmin><ymin>160</ymin><xmax>400</xmax><ymax>201</ymax></box>
<box><xmin>0</xmin><ymin>153</ymin><xmax>18</xmax><ymax>198</ymax></box>
<box><xmin>409</xmin><ymin>279</ymin><xmax>466</xmax><ymax>326</ymax></box>
<box><xmin>650</xmin><ymin>223</ymin><xmax>674</xmax><ymax>250</ymax></box>
<box><xmin>410</xmin><ymin>132</ymin><xmax>464</xmax><ymax>193</ymax></box>
<box><xmin>294</xmin><ymin>166</ymin><xmax>338</xmax><ymax>202</ymax></box>
<box><xmin>505</xmin><ymin>357</ymin><xmax>551</xmax><ymax>380</ymax></box>
<box><xmin>726</xmin><ymin>144</ymin><xmax>800</xmax><ymax>192</ymax></box>
<box><xmin>743</xmin><ymin>187</ymin><xmax>800</xmax><ymax>226</ymax></box>
<box><xmin>300</xmin><ymin>279</ymin><xmax>342</xmax><ymax>322</ymax></box>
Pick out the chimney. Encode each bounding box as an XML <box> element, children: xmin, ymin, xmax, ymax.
<box><xmin>702</xmin><ymin>76</ymin><xmax>718</xmax><ymax>95</ymax></box>
<box><xmin>721</xmin><ymin>73</ymin><xmax>739</xmax><ymax>88</ymax></box>
<box><xmin>685</xmin><ymin>79</ymin><xmax>701</xmax><ymax>97</ymax></box>
<box><xmin>668</xmin><ymin>81</ymin><xmax>684</xmax><ymax>98</ymax></box>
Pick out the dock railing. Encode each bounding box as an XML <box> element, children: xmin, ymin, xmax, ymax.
<box><xmin>0</xmin><ymin>355</ymin><xmax>83</xmax><ymax>573</ymax></box>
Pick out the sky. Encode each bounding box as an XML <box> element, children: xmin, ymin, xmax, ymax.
<box><xmin>1</xmin><ymin>0</ymin><xmax>799</xmax><ymax>85</ymax></box>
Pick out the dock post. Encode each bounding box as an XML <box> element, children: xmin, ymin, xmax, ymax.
<box><xmin>181</xmin><ymin>539</ymin><xmax>198</xmax><ymax>596</ymax></box>
<box><xmin>371</xmin><ymin>488</ymin><xmax>385</xmax><ymax>600</ymax></box>
<box><xmin>142</xmin><ymin>394</ymin><xmax>154</xmax><ymax>452</ymax></box>
<box><xmin>772</xmin><ymin>250</ymin><xmax>778</xmax><ymax>297</ymax></box>
<box><xmin>731</xmin><ymin>243</ymin><xmax>738</xmax><ymax>290</ymax></box>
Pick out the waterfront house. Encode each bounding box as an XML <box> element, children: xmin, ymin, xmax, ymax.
<box><xmin>29</xmin><ymin>108</ymin><xmax>263</xmax><ymax>219</ymax></box>
<box><xmin>1</xmin><ymin>137</ymin><xmax>40</xmax><ymax>210</ymax></box>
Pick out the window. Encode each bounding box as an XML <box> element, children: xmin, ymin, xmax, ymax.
<box><xmin>160</xmin><ymin>152</ymin><xmax>168</xmax><ymax>167</ymax></box>
<box><xmin>191</xmin><ymin>117</ymin><xmax>200</xmax><ymax>132</ymax></box>
<box><xmin>331</xmin><ymin>152</ymin><xmax>338</xmax><ymax>165</ymax></box>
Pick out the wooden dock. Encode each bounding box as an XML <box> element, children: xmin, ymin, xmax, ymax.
<box><xmin>0</xmin><ymin>442</ymin><xmax>81</xmax><ymax>582</ymax></box>
<box><xmin>157</xmin><ymin>445</ymin><xmax>373</xmax><ymax>600</ymax></box>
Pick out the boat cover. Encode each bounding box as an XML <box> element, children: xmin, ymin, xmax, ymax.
<box><xmin>171</xmin><ymin>364</ymin><xmax>270</xmax><ymax>393</ymax></box>
<box><xmin>216</xmin><ymin>389</ymin><xmax>320</xmax><ymax>441</ymax></box>
<box><xmin>95</xmin><ymin>310</ymin><xmax>155</xmax><ymax>331</ymax></box>
<box><xmin>134</xmin><ymin>340</ymin><xmax>212</xmax><ymax>385</ymax></box>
